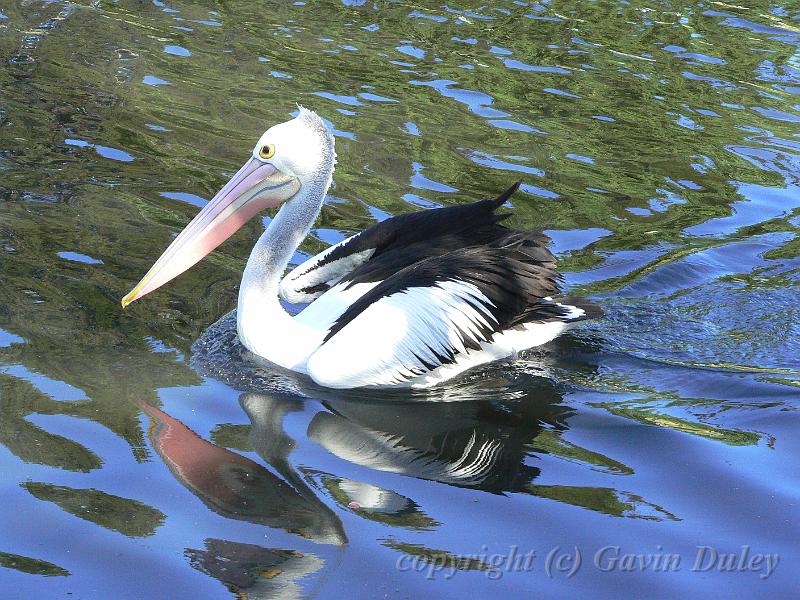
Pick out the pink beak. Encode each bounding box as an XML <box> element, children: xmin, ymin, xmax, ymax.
<box><xmin>122</xmin><ymin>158</ymin><xmax>300</xmax><ymax>307</ymax></box>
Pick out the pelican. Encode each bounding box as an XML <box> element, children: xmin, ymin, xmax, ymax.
<box><xmin>122</xmin><ymin>107</ymin><xmax>599</xmax><ymax>388</ymax></box>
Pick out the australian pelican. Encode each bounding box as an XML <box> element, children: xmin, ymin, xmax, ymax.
<box><xmin>122</xmin><ymin>108</ymin><xmax>599</xmax><ymax>388</ymax></box>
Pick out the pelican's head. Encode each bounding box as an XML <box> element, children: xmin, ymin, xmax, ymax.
<box><xmin>121</xmin><ymin>107</ymin><xmax>335</xmax><ymax>307</ymax></box>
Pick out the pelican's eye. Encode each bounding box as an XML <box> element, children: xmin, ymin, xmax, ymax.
<box><xmin>258</xmin><ymin>144</ymin><xmax>275</xmax><ymax>160</ymax></box>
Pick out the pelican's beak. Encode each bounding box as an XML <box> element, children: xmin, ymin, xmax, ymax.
<box><xmin>121</xmin><ymin>158</ymin><xmax>300</xmax><ymax>307</ymax></box>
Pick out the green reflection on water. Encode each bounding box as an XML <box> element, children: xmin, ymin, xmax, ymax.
<box><xmin>525</xmin><ymin>484</ymin><xmax>679</xmax><ymax>521</ymax></box>
<box><xmin>0</xmin><ymin>374</ymin><xmax>102</xmax><ymax>472</ymax></box>
<box><xmin>0</xmin><ymin>551</ymin><xmax>70</xmax><ymax>577</ymax></box>
<box><xmin>22</xmin><ymin>482</ymin><xmax>166</xmax><ymax>537</ymax></box>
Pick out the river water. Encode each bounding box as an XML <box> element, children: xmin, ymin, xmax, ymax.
<box><xmin>0</xmin><ymin>0</ymin><xmax>798</xmax><ymax>597</ymax></box>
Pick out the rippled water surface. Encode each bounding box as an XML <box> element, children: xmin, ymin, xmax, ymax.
<box><xmin>1</xmin><ymin>0</ymin><xmax>799</xmax><ymax>597</ymax></box>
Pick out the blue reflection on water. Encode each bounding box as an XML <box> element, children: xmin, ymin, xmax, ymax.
<box><xmin>160</xmin><ymin>192</ymin><xmax>208</xmax><ymax>208</ymax></box>
<box><xmin>142</xmin><ymin>75</ymin><xmax>171</xmax><ymax>86</ymax></box>
<box><xmin>0</xmin><ymin>329</ymin><xmax>24</xmax><ymax>348</ymax></box>
<box><xmin>57</xmin><ymin>252</ymin><xmax>104</xmax><ymax>265</ymax></box>
<box><xmin>164</xmin><ymin>45</ymin><xmax>191</xmax><ymax>57</ymax></box>
<box><xmin>65</xmin><ymin>139</ymin><xmax>134</xmax><ymax>162</ymax></box>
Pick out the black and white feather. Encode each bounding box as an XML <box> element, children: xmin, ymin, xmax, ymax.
<box><xmin>279</xmin><ymin>183</ymin><xmax>545</xmax><ymax>301</ymax></box>
<box><xmin>281</xmin><ymin>183</ymin><xmax>601</xmax><ymax>388</ymax></box>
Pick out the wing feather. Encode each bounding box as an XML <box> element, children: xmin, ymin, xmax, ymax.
<box><xmin>280</xmin><ymin>182</ymin><xmax>527</xmax><ymax>303</ymax></box>
<box><xmin>305</xmin><ymin>239</ymin><xmax>572</xmax><ymax>388</ymax></box>
<box><xmin>306</xmin><ymin>281</ymin><xmax>502</xmax><ymax>387</ymax></box>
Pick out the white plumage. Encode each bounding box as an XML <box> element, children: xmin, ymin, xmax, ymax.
<box><xmin>307</xmin><ymin>281</ymin><xmax>510</xmax><ymax>387</ymax></box>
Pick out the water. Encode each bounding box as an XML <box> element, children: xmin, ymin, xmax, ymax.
<box><xmin>1</xmin><ymin>0</ymin><xmax>799</xmax><ymax>597</ymax></box>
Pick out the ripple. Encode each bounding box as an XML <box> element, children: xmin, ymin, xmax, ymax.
<box><xmin>0</xmin><ymin>365</ymin><xmax>88</xmax><ymax>401</ymax></box>
<box><xmin>649</xmin><ymin>188</ymin><xmax>687</xmax><ymax>213</ymax></box>
<box><xmin>545</xmin><ymin>228</ymin><xmax>612</xmax><ymax>253</ymax></box>
<box><xmin>503</xmin><ymin>59</ymin><xmax>571</xmax><ymax>74</ymax></box>
<box><xmin>681</xmin><ymin>70</ymin><xmax>737</xmax><ymax>89</ymax></box>
<box><xmin>661</xmin><ymin>44</ymin><xmax>726</xmax><ymax>65</ymax></box>
<box><xmin>751</xmin><ymin>106</ymin><xmax>800</xmax><ymax>123</ymax></box>
<box><xmin>65</xmin><ymin>139</ymin><xmax>134</xmax><ymax>162</ymax></box>
<box><xmin>410</xmin><ymin>79</ymin><xmax>509</xmax><ymax>118</ymax></box>
<box><xmin>396</xmin><ymin>45</ymin><xmax>424</xmax><ymax>59</ymax></box>
<box><xmin>159</xmin><ymin>191</ymin><xmax>207</xmax><ymax>208</ymax></box>
<box><xmin>403</xmin><ymin>121</ymin><xmax>420</xmax><ymax>136</ymax></box>
<box><xmin>0</xmin><ymin>328</ymin><xmax>24</xmax><ymax>347</ymax></box>
<box><xmin>593</xmin><ymin>245</ymin><xmax>800</xmax><ymax>374</ymax></box>
<box><xmin>409</xmin><ymin>10</ymin><xmax>447</xmax><ymax>23</ymax></box>
<box><xmin>519</xmin><ymin>182</ymin><xmax>559</xmax><ymax>199</ymax></box>
<box><xmin>163</xmin><ymin>45</ymin><xmax>191</xmax><ymax>57</ymax></box>
<box><xmin>401</xmin><ymin>193</ymin><xmax>440</xmax><ymax>209</ymax></box>
<box><xmin>717</xmin><ymin>15</ymin><xmax>800</xmax><ymax>40</ymax></box>
<box><xmin>673</xmin><ymin>114</ymin><xmax>704</xmax><ymax>130</ymax></box>
<box><xmin>542</xmin><ymin>87</ymin><xmax>581</xmax><ymax>99</ymax></box>
<box><xmin>465</xmin><ymin>150</ymin><xmax>544</xmax><ymax>177</ymax></box>
<box><xmin>142</xmin><ymin>75</ymin><xmax>171</xmax><ymax>86</ymax></box>
<box><xmin>565</xmin><ymin>153</ymin><xmax>594</xmax><ymax>164</ymax></box>
<box><xmin>685</xmin><ymin>183</ymin><xmax>800</xmax><ymax>237</ymax></box>
<box><xmin>410</xmin><ymin>162</ymin><xmax>457</xmax><ymax>193</ymax></box>
<box><xmin>486</xmin><ymin>119</ymin><xmax>542</xmax><ymax>133</ymax></box>
<box><xmin>313</xmin><ymin>91</ymin><xmax>363</xmax><ymax>107</ymax></box>
<box><xmin>57</xmin><ymin>251</ymin><xmax>103</xmax><ymax>265</ymax></box>
<box><xmin>626</xmin><ymin>207</ymin><xmax>652</xmax><ymax>217</ymax></box>
<box><xmin>568</xmin><ymin>248</ymin><xmax>668</xmax><ymax>287</ymax></box>
<box><xmin>358</xmin><ymin>92</ymin><xmax>397</xmax><ymax>103</ymax></box>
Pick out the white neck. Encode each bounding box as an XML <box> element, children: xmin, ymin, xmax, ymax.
<box><xmin>236</xmin><ymin>179</ymin><xmax>329</xmax><ymax>371</ymax></box>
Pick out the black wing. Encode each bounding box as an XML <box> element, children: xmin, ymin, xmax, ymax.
<box><xmin>325</xmin><ymin>232</ymin><xmax>567</xmax><ymax>345</ymax></box>
<box><xmin>279</xmin><ymin>182</ymin><xmax>553</xmax><ymax>302</ymax></box>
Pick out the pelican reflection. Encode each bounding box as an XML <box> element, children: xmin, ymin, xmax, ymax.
<box><xmin>304</xmin><ymin>378</ymin><xmax>568</xmax><ymax>493</ymax></box>
<box><xmin>238</xmin><ymin>377</ymin><xmax>676</xmax><ymax>521</ymax></box>
<box><xmin>140</xmin><ymin>401</ymin><xmax>346</xmax><ymax>545</ymax></box>
<box><xmin>239</xmin><ymin>392</ymin><xmax>441</xmax><ymax>530</ymax></box>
